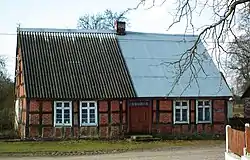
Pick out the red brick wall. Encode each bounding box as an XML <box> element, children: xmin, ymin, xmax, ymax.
<box><xmin>99</xmin><ymin>101</ymin><xmax>108</xmax><ymax>112</ymax></box>
<box><xmin>43</xmin><ymin>101</ymin><xmax>52</xmax><ymax>112</ymax></box>
<box><xmin>213</xmin><ymin>100</ymin><xmax>226</xmax><ymax>122</ymax></box>
<box><xmin>111</xmin><ymin>101</ymin><xmax>119</xmax><ymax>111</ymax></box>
<box><xmin>152</xmin><ymin>100</ymin><xmax>157</xmax><ymax>123</ymax></box>
<box><xmin>100</xmin><ymin>113</ymin><xmax>108</xmax><ymax>125</ymax></box>
<box><xmin>152</xmin><ymin>99</ymin><xmax>228</xmax><ymax>137</ymax></box>
<box><xmin>213</xmin><ymin>100</ymin><xmax>226</xmax><ymax>134</ymax></box>
<box><xmin>159</xmin><ymin>100</ymin><xmax>172</xmax><ymax>124</ymax></box>
<box><xmin>159</xmin><ymin>113</ymin><xmax>171</xmax><ymax>123</ymax></box>
<box><xmin>42</xmin><ymin>127</ymin><xmax>53</xmax><ymax>138</ymax></box>
<box><xmin>29</xmin><ymin>100</ymin><xmax>53</xmax><ymax>138</ymax></box>
<box><xmin>25</xmin><ymin>98</ymin><xmax>228</xmax><ymax>139</ymax></box>
<box><xmin>159</xmin><ymin>100</ymin><xmax>172</xmax><ymax>111</ymax></box>
<box><xmin>30</xmin><ymin>100</ymin><xmax>40</xmax><ymax>112</ymax></box>
<box><xmin>98</xmin><ymin>100</ymin><xmax>125</xmax><ymax>138</ymax></box>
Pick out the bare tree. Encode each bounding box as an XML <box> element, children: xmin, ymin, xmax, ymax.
<box><xmin>119</xmin><ymin>0</ymin><xmax>250</xmax><ymax>95</ymax></box>
<box><xmin>77</xmin><ymin>9</ymin><xmax>129</xmax><ymax>30</ymax></box>
<box><xmin>227</xmin><ymin>35</ymin><xmax>250</xmax><ymax>93</ymax></box>
<box><xmin>226</xmin><ymin>9</ymin><xmax>250</xmax><ymax>94</ymax></box>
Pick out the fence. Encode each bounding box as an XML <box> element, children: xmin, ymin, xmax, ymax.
<box><xmin>226</xmin><ymin>123</ymin><xmax>250</xmax><ymax>157</ymax></box>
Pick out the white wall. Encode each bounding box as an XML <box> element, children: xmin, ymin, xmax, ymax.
<box><xmin>228</xmin><ymin>101</ymin><xmax>233</xmax><ymax>119</ymax></box>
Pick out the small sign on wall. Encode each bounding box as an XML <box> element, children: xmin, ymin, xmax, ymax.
<box><xmin>129</xmin><ymin>101</ymin><xmax>150</xmax><ymax>107</ymax></box>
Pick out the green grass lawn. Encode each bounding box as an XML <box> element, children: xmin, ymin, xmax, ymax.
<box><xmin>0</xmin><ymin>140</ymin><xmax>224</xmax><ymax>154</ymax></box>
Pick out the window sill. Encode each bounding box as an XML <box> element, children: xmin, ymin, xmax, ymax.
<box><xmin>174</xmin><ymin>121</ymin><xmax>189</xmax><ymax>124</ymax></box>
<box><xmin>54</xmin><ymin>124</ymin><xmax>72</xmax><ymax>127</ymax></box>
<box><xmin>196</xmin><ymin>121</ymin><xmax>212</xmax><ymax>124</ymax></box>
<box><xmin>81</xmin><ymin>124</ymin><xmax>98</xmax><ymax>127</ymax></box>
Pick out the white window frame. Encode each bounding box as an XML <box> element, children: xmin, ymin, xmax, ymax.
<box><xmin>54</xmin><ymin>101</ymin><xmax>72</xmax><ymax>127</ymax></box>
<box><xmin>196</xmin><ymin>100</ymin><xmax>212</xmax><ymax>124</ymax></box>
<box><xmin>80</xmin><ymin>101</ymin><xmax>98</xmax><ymax>126</ymax></box>
<box><xmin>173</xmin><ymin>100</ymin><xmax>189</xmax><ymax>124</ymax></box>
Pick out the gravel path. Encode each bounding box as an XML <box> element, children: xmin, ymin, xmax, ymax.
<box><xmin>0</xmin><ymin>143</ymin><xmax>225</xmax><ymax>160</ymax></box>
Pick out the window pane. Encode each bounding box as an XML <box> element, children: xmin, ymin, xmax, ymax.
<box><xmin>56</xmin><ymin>109</ymin><xmax>62</xmax><ymax>114</ymax></box>
<box><xmin>90</xmin><ymin>109</ymin><xmax>95</xmax><ymax>113</ymax></box>
<box><xmin>205</xmin><ymin>101</ymin><xmax>210</xmax><ymax>106</ymax></box>
<box><xmin>56</xmin><ymin>103</ymin><xmax>62</xmax><ymax>108</ymax></box>
<box><xmin>89</xmin><ymin>103</ymin><xmax>95</xmax><ymax>107</ymax></box>
<box><xmin>182</xmin><ymin>109</ymin><xmax>187</xmax><ymax>121</ymax></box>
<box><xmin>82</xmin><ymin>114</ymin><xmax>87</xmax><ymax>119</ymax></box>
<box><xmin>56</xmin><ymin>114</ymin><xmax>62</xmax><ymax>119</ymax></box>
<box><xmin>64</xmin><ymin>118</ymin><xmax>70</xmax><ymax>124</ymax></box>
<box><xmin>198</xmin><ymin>101</ymin><xmax>203</xmax><ymax>106</ymax></box>
<box><xmin>82</xmin><ymin>103</ymin><xmax>87</xmax><ymax>107</ymax></box>
<box><xmin>64</xmin><ymin>102</ymin><xmax>70</xmax><ymax>108</ymax></box>
<box><xmin>90</xmin><ymin>113</ymin><xmax>95</xmax><ymax>118</ymax></box>
<box><xmin>64</xmin><ymin>109</ymin><xmax>70</xmax><ymax>114</ymax></box>
<box><xmin>205</xmin><ymin>108</ymin><xmax>210</xmax><ymax>121</ymax></box>
<box><xmin>56</xmin><ymin>108</ymin><xmax>62</xmax><ymax>124</ymax></box>
<box><xmin>182</xmin><ymin>101</ymin><xmax>187</xmax><ymax>106</ymax></box>
<box><xmin>82</xmin><ymin>109</ymin><xmax>87</xmax><ymax>114</ymax></box>
<box><xmin>175</xmin><ymin>101</ymin><xmax>180</xmax><ymax>106</ymax></box>
<box><xmin>56</xmin><ymin>119</ymin><xmax>62</xmax><ymax>123</ymax></box>
<box><xmin>64</xmin><ymin>109</ymin><xmax>70</xmax><ymax>119</ymax></box>
<box><xmin>82</xmin><ymin>119</ymin><xmax>88</xmax><ymax>124</ymax></box>
<box><xmin>82</xmin><ymin>109</ymin><xmax>88</xmax><ymax>124</ymax></box>
<box><xmin>64</xmin><ymin>113</ymin><xmax>70</xmax><ymax>119</ymax></box>
<box><xmin>198</xmin><ymin>108</ymin><xmax>203</xmax><ymax>121</ymax></box>
<box><xmin>90</xmin><ymin>118</ymin><xmax>95</xmax><ymax>123</ymax></box>
<box><xmin>176</xmin><ymin>109</ymin><xmax>180</xmax><ymax>121</ymax></box>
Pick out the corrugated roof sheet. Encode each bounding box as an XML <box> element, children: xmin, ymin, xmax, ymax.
<box><xmin>19</xmin><ymin>30</ymin><xmax>136</xmax><ymax>99</ymax></box>
<box><xmin>117</xmin><ymin>32</ymin><xmax>232</xmax><ymax>97</ymax></box>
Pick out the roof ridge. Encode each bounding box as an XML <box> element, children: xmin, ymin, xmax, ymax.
<box><xmin>19</xmin><ymin>28</ymin><xmax>116</xmax><ymax>34</ymax></box>
<box><xmin>19</xmin><ymin>28</ymin><xmax>199</xmax><ymax>37</ymax></box>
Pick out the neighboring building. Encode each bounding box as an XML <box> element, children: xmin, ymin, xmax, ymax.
<box><xmin>241</xmin><ymin>85</ymin><xmax>250</xmax><ymax>118</ymax></box>
<box><xmin>14</xmin><ymin>22</ymin><xmax>232</xmax><ymax>139</ymax></box>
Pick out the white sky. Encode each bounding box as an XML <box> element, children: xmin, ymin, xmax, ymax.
<box><xmin>0</xmin><ymin>0</ymin><xmax>216</xmax><ymax>80</ymax></box>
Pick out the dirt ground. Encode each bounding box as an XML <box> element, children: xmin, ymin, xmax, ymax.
<box><xmin>0</xmin><ymin>143</ymin><xmax>225</xmax><ymax>160</ymax></box>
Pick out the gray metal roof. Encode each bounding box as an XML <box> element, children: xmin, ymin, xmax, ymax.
<box><xmin>117</xmin><ymin>32</ymin><xmax>232</xmax><ymax>97</ymax></box>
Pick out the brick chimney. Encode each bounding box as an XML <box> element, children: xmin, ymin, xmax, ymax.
<box><xmin>115</xmin><ymin>21</ymin><xmax>126</xmax><ymax>35</ymax></box>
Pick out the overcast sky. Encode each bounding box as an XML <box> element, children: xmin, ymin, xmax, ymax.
<box><xmin>0</xmin><ymin>0</ymin><xmax>214</xmax><ymax>80</ymax></box>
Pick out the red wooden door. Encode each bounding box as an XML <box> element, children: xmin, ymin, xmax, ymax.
<box><xmin>129</xmin><ymin>101</ymin><xmax>151</xmax><ymax>134</ymax></box>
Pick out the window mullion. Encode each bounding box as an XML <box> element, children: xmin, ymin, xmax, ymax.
<box><xmin>62</xmin><ymin>103</ymin><xmax>64</xmax><ymax>125</ymax></box>
<box><xmin>180</xmin><ymin>107</ymin><xmax>183</xmax><ymax>121</ymax></box>
<box><xmin>87</xmin><ymin>103</ymin><xmax>90</xmax><ymax>124</ymax></box>
<box><xmin>203</xmin><ymin>106</ymin><xmax>205</xmax><ymax>121</ymax></box>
